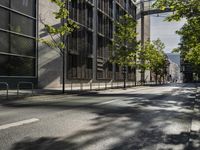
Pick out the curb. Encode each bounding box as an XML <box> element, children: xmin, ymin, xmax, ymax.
<box><xmin>188</xmin><ymin>86</ymin><xmax>200</xmax><ymax>149</ymax></box>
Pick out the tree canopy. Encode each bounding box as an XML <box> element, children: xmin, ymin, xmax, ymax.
<box><xmin>153</xmin><ymin>0</ymin><xmax>200</xmax><ymax>66</ymax></box>
<box><xmin>40</xmin><ymin>0</ymin><xmax>79</xmax><ymax>55</ymax></box>
<box><xmin>110</xmin><ymin>14</ymin><xmax>139</xmax><ymax>67</ymax></box>
<box><xmin>138</xmin><ymin>39</ymin><xmax>167</xmax><ymax>83</ymax></box>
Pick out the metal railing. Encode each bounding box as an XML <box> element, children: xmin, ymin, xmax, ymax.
<box><xmin>0</xmin><ymin>82</ymin><xmax>9</xmax><ymax>99</ymax></box>
<box><xmin>67</xmin><ymin>80</ymin><xmax>138</xmax><ymax>91</ymax></box>
<box><xmin>17</xmin><ymin>82</ymin><xmax>34</xmax><ymax>96</ymax></box>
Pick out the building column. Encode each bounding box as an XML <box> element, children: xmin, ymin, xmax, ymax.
<box><xmin>140</xmin><ymin>1</ymin><xmax>145</xmax><ymax>84</ymax></box>
<box><xmin>112</xmin><ymin>0</ymin><xmax>116</xmax><ymax>81</ymax></box>
<box><xmin>92</xmin><ymin>0</ymin><xmax>97</xmax><ymax>81</ymax></box>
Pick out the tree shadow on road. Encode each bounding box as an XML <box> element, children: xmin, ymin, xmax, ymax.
<box><xmin>11</xmin><ymin>137</ymin><xmax>76</xmax><ymax>150</ymax></box>
<box><xmin>3</xmin><ymin>84</ymin><xmax>198</xmax><ymax>150</ymax></box>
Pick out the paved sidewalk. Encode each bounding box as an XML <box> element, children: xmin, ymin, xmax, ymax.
<box><xmin>0</xmin><ymin>86</ymin><xmax>153</xmax><ymax>105</ymax></box>
<box><xmin>0</xmin><ymin>84</ymin><xmax>152</xmax><ymax>101</ymax></box>
<box><xmin>0</xmin><ymin>81</ymin><xmax>158</xmax><ymax>101</ymax></box>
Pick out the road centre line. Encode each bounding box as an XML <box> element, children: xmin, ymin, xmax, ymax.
<box><xmin>94</xmin><ymin>99</ymin><xmax>121</xmax><ymax>106</ymax></box>
<box><xmin>0</xmin><ymin>118</ymin><xmax>39</xmax><ymax>131</ymax></box>
<box><xmin>94</xmin><ymin>97</ymin><xmax>134</xmax><ymax>106</ymax></box>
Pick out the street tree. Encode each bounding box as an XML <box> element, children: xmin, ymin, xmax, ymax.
<box><xmin>153</xmin><ymin>0</ymin><xmax>200</xmax><ymax>21</ymax></box>
<box><xmin>110</xmin><ymin>14</ymin><xmax>138</xmax><ymax>89</ymax></box>
<box><xmin>137</xmin><ymin>39</ymin><xmax>166</xmax><ymax>84</ymax></box>
<box><xmin>137</xmin><ymin>40</ymin><xmax>154</xmax><ymax>83</ymax></box>
<box><xmin>174</xmin><ymin>18</ymin><xmax>200</xmax><ymax>65</ymax></box>
<box><xmin>150</xmin><ymin>39</ymin><xmax>167</xmax><ymax>84</ymax></box>
<box><xmin>153</xmin><ymin>0</ymin><xmax>200</xmax><ymax>76</ymax></box>
<box><xmin>40</xmin><ymin>0</ymin><xmax>79</xmax><ymax>93</ymax></box>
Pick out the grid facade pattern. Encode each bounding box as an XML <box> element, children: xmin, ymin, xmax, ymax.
<box><xmin>67</xmin><ymin>0</ymin><xmax>136</xmax><ymax>81</ymax></box>
<box><xmin>0</xmin><ymin>0</ymin><xmax>37</xmax><ymax>77</ymax></box>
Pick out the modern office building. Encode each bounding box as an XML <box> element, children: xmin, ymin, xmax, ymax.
<box><xmin>0</xmin><ymin>0</ymin><xmax>138</xmax><ymax>88</ymax></box>
<box><xmin>0</xmin><ymin>0</ymin><xmax>37</xmax><ymax>88</ymax></box>
<box><xmin>136</xmin><ymin>0</ymin><xmax>151</xmax><ymax>83</ymax></box>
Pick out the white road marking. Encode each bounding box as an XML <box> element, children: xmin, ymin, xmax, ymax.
<box><xmin>94</xmin><ymin>99</ymin><xmax>121</xmax><ymax>106</ymax></box>
<box><xmin>94</xmin><ymin>97</ymin><xmax>134</xmax><ymax>106</ymax></box>
<box><xmin>0</xmin><ymin>118</ymin><xmax>39</xmax><ymax>130</ymax></box>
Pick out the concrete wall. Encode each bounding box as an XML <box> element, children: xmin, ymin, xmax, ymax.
<box><xmin>136</xmin><ymin>6</ymin><xmax>151</xmax><ymax>83</ymax></box>
<box><xmin>37</xmin><ymin>0</ymin><xmax>144</xmax><ymax>89</ymax></box>
<box><xmin>38</xmin><ymin>0</ymin><xmax>62</xmax><ymax>88</ymax></box>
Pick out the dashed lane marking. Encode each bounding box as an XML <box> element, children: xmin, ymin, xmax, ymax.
<box><xmin>0</xmin><ymin>118</ymin><xmax>39</xmax><ymax>130</ymax></box>
<box><xmin>94</xmin><ymin>99</ymin><xmax>121</xmax><ymax>106</ymax></box>
<box><xmin>94</xmin><ymin>97</ymin><xmax>134</xmax><ymax>106</ymax></box>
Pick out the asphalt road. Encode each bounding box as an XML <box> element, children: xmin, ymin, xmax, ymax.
<box><xmin>0</xmin><ymin>83</ymin><xmax>197</xmax><ymax>150</ymax></box>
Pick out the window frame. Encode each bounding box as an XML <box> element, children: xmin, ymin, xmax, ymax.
<box><xmin>0</xmin><ymin>0</ymin><xmax>38</xmax><ymax>78</ymax></box>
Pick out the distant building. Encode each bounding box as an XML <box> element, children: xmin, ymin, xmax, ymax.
<box><xmin>166</xmin><ymin>53</ymin><xmax>180</xmax><ymax>67</ymax></box>
<box><xmin>166</xmin><ymin>54</ymin><xmax>181</xmax><ymax>82</ymax></box>
<box><xmin>168</xmin><ymin>59</ymin><xmax>180</xmax><ymax>82</ymax></box>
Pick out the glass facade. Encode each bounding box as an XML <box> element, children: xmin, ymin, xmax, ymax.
<box><xmin>0</xmin><ymin>0</ymin><xmax>36</xmax><ymax>77</ymax></box>
<box><xmin>68</xmin><ymin>0</ymin><xmax>93</xmax><ymax>80</ymax></box>
<box><xmin>0</xmin><ymin>0</ymin><xmax>136</xmax><ymax>86</ymax></box>
<box><xmin>67</xmin><ymin>0</ymin><xmax>136</xmax><ymax>81</ymax></box>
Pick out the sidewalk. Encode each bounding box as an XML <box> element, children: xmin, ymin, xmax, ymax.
<box><xmin>188</xmin><ymin>86</ymin><xmax>200</xmax><ymax>149</ymax></box>
<box><xmin>0</xmin><ymin>81</ymin><xmax>157</xmax><ymax>101</ymax></box>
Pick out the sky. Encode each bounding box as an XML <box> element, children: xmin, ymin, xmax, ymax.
<box><xmin>150</xmin><ymin>13</ymin><xmax>185</xmax><ymax>53</ymax></box>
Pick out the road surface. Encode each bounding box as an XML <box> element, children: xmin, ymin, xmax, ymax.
<box><xmin>0</xmin><ymin>83</ymin><xmax>197</xmax><ymax>150</ymax></box>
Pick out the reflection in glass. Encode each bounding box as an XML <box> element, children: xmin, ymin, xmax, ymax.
<box><xmin>0</xmin><ymin>8</ymin><xmax>9</xmax><ymax>30</ymax></box>
<box><xmin>11</xmin><ymin>34</ymin><xmax>35</xmax><ymax>56</ymax></box>
<box><xmin>0</xmin><ymin>32</ymin><xmax>9</xmax><ymax>53</ymax></box>
<box><xmin>11</xmin><ymin>12</ymin><xmax>35</xmax><ymax>36</ymax></box>
<box><xmin>0</xmin><ymin>55</ymin><xmax>35</xmax><ymax>76</ymax></box>
<box><xmin>11</xmin><ymin>0</ymin><xmax>36</xmax><ymax>17</ymax></box>
<box><xmin>0</xmin><ymin>0</ymin><xmax>9</xmax><ymax>7</ymax></box>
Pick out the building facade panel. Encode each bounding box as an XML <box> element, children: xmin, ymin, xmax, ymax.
<box><xmin>0</xmin><ymin>0</ymin><xmax>137</xmax><ymax>88</ymax></box>
<box><xmin>0</xmin><ymin>0</ymin><xmax>37</xmax><ymax>87</ymax></box>
<box><xmin>38</xmin><ymin>0</ymin><xmax>63</xmax><ymax>88</ymax></box>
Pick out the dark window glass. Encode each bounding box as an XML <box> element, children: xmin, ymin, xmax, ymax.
<box><xmin>0</xmin><ymin>55</ymin><xmax>35</xmax><ymax>76</ymax></box>
<box><xmin>11</xmin><ymin>12</ymin><xmax>35</xmax><ymax>36</ymax></box>
<box><xmin>11</xmin><ymin>0</ymin><xmax>36</xmax><ymax>17</ymax></box>
<box><xmin>0</xmin><ymin>0</ymin><xmax>9</xmax><ymax>7</ymax></box>
<box><xmin>87</xmin><ymin>58</ymin><xmax>92</xmax><ymax>69</ymax></box>
<box><xmin>71</xmin><ymin>54</ymin><xmax>77</xmax><ymax>68</ymax></box>
<box><xmin>11</xmin><ymin>34</ymin><xmax>35</xmax><ymax>56</ymax></box>
<box><xmin>0</xmin><ymin>7</ymin><xmax>9</xmax><ymax>30</ymax></box>
<box><xmin>68</xmin><ymin>54</ymin><xmax>77</xmax><ymax>78</ymax></box>
<box><xmin>0</xmin><ymin>31</ymin><xmax>9</xmax><ymax>53</ymax></box>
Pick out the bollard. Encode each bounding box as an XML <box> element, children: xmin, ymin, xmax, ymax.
<box><xmin>0</xmin><ymin>82</ymin><xmax>9</xmax><ymax>99</ymax></box>
<box><xmin>17</xmin><ymin>82</ymin><xmax>34</xmax><ymax>96</ymax></box>
<box><xmin>90</xmin><ymin>81</ymin><xmax>92</xmax><ymax>91</ymax></box>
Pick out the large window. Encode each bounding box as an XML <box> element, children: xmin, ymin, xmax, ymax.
<box><xmin>0</xmin><ymin>0</ymin><xmax>36</xmax><ymax>77</ymax></box>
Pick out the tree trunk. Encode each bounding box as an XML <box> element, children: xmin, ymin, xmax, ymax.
<box><xmin>62</xmin><ymin>51</ymin><xmax>66</xmax><ymax>94</ymax></box>
<box><xmin>155</xmin><ymin>73</ymin><xmax>158</xmax><ymax>85</ymax></box>
<box><xmin>135</xmin><ymin>68</ymin><xmax>137</xmax><ymax>86</ymax></box>
<box><xmin>163</xmin><ymin>75</ymin><xmax>165</xmax><ymax>84</ymax></box>
<box><xmin>123</xmin><ymin>66</ymin><xmax>126</xmax><ymax>89</ymax></box>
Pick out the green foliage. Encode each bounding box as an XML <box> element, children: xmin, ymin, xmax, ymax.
<box><xmin>40</xmin><ymin>0</ymin><xmax>79</xmax><ymax>55</ymax></box>
<box><xmin>153</xmin><ymin>0</ymin><xmax>200</xmax><ymax>21</ymax></box>
<box><xmin>153</xmin><ymin>0</ymin><xmax>200</xmax><ymax>70</ymax></box>
<box><xmin>151</xmin><ymin>41</ymin><xmax>166</xmax><ymax>76</ymax></box>
<box><xmin>186</xmin><ymin>44</ymin><xmax>200</xmax><ymax>66</ymax></box>
<box><xmin>138</xmin><ymin>39</ymin><xmax>167</xmax><ymax>77</ymax></box>
<box><xmin>137</xmin><ymin>40</ymin><xmax>154</xmax><ymax>70</ymax></box>
<box><xmin>110</xmin><ymin>14</ymin><xmax>139</xmax><ymax>67</ymax></box>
